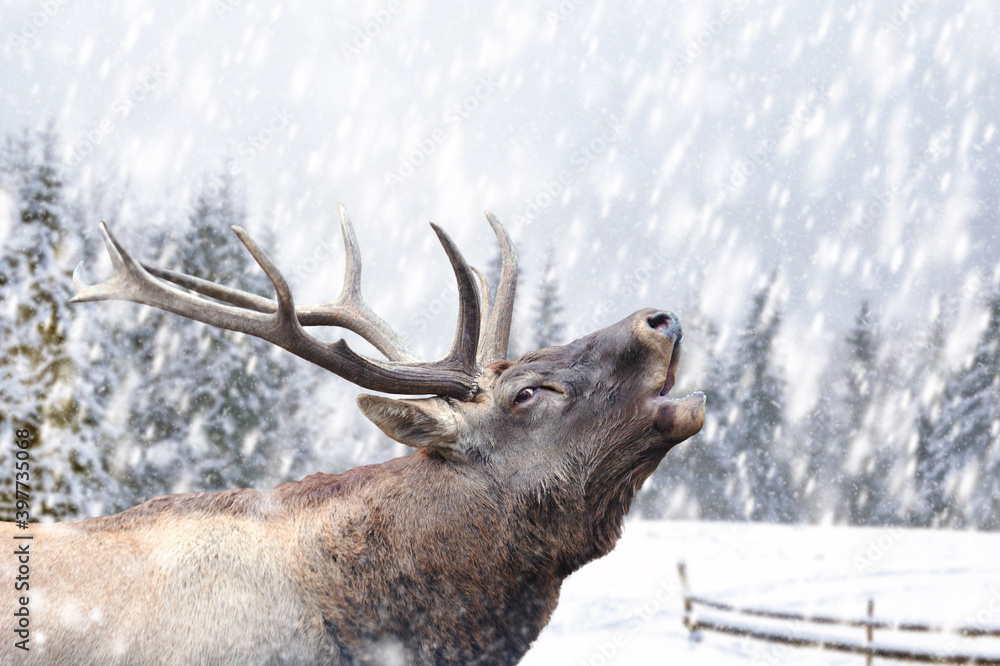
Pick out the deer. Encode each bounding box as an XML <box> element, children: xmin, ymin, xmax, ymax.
<box><xmin>1</xmin><ymin>206</ymin><xmax>705</xmax><ymax>666</ymax></box>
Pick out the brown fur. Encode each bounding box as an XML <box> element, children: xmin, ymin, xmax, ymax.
<box><xmin>0</xmin><ymin>308</ymin><xmax>704</xmax><ymax>665</ymax></box>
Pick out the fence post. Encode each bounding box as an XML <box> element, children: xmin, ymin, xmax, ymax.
<box><xmin>677</xmin><ymin>561</ymin><xmax>692</xmax><ymax>632</ymax></box>
<box><xmin>866</xmin><ymin>598</ymin><xmax>874</xmax><ymax>666</ymax></box>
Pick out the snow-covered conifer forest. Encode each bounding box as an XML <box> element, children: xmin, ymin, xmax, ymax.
<box><xmin>3</xmin><ymin>121</ymin><xmax>996</xmax><ymax>528</ymax></box>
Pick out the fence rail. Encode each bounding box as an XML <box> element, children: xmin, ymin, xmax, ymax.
<box><xmin>678</xmin><ymin>562</ymin><xmax>1000</xmax><ymax>665</ymax></box>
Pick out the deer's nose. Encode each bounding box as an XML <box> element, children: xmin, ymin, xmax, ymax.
<box><xmin>646</xmin><ymin>311</ymin><xmax>681</xmax><ymax>340</ymax></box>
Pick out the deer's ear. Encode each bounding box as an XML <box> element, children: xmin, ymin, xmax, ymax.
<box><xmin>357</xmin><ymin>395</ymin><xmax>461</xmax><ymax>453</ymax></box>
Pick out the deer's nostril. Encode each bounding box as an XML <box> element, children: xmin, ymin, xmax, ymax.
<box><xmin>647</xmin><ymin>312</ymin><xmax>674</xmax><ymax>333</ymax></box>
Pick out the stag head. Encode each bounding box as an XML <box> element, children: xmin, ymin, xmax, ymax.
<box><xmin>359</xmin><ymin>308</ymin><xmax>704</xmax><ymax>563</ymax></box>
<box><xmin>71</xmin><ymin>205</ymin><xmax>704</xmax><ymax>572</ymax></box>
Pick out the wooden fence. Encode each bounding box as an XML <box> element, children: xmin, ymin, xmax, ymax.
<box><xmin>677</xmin><ymin>562</ymin><xmax>1000</xmax><ymax>664</ymax></box>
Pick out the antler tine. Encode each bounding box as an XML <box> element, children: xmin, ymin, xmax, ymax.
<box><xmin>471</xmin><ymin>266</ymin><xmax>493</xmax><ymax>354</ymax></box>
<box><xmin>72</xmin><ymin>221</ymin><xmax>480</xmax><ymax>399</ymax></box>
<box><xmin>141</xmin><ymin>206</ymin><xmax>419</xmax><ymax>362</ymax></box>
<box><xmin>477</xmin><ymin>212</ymin><xmax>518</xmax><ymax>366</ymax></box>
<box><xmin>325</xmin><ymin>204</ymin><xmax>419</xmax><ymax>362</ymax></box>
<box><xmin>427</xmin><ymin>223</ymin><xmax>481</xmax><ymax>377</ymax></box>
<box><xmin>72</xmin><ymin>222</ymin><xmax>274</xmax><ymax>340</ymax></box>
<box><xmin>143</xmin><ymin>263</ymin><xmax>276</xmax><ymax>313</ymax></box>
<box><xmin>228</xmin><ymin>224</ymin><xmax>478</xmax><ymax>396</ymax></box>
<box><xmin>138</xmin><ymin>209</ymin><xmax>489</xmax><ymax>371</ymax></box>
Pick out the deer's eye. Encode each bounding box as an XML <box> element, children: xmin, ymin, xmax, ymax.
<box><xmin>514</xmin><ymin>387</ymin><xmax>537</xmax><ymax>404</ymax></box>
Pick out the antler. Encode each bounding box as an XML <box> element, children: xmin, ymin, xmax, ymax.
<box><xmin>70</xmin><ymin>206</ymin><xmax>516</xmax><ymax>400</ymax></box>
<box><xmin>477</xmin><ymin>212</ymin><xmax>517</xmax><ymax>366</ymax></box>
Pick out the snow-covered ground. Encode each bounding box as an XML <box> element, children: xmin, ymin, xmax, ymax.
<box><xmin>524</xmin><ymin>521</ymin><xmax>1000</xmax><ymax>665</ymax></box>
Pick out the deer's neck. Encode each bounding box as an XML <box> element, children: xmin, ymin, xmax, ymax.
<box><xmin>292</xmin><ymin>455</ymin><xmax>564</xmax><ymax>665</ymax></box>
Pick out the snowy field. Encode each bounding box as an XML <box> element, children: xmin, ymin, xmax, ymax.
<box><xmin>523</xmin><ymin>521</ymin><xmax>1000</xmax><ymax>665</ymax></box>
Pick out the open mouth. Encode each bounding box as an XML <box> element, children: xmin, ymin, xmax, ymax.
<box><xmin>657</xmin><ymin>335</ymin><xmax>682</xmax><ymax>399</ymax></box>
<box><xmin>651</xmin><ymin>332</ymin><xmax>706</xmax><ymax>442</ymax></box>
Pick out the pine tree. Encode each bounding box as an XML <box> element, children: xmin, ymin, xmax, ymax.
<box><xmin>799</xmin><ymin>301</ymin><xmax>911</xmax><ymax>526</ymax></box>
<box><xmin>963</xmin><ymin>283</ymin><xmax>1000</xmax><ymax>530</ymax></box>
<box><xmin>799</xmin><ymin>389</ymin><xmax>842</xmax><ymax>523</ymax></box>
<box><xmin>839</xmin><ymin>301</ymin><xmax>899</xmax><ymax>524</ymax></box>
<box><xmin>116</xmin><ymin>174</ymin><xmax>315</xmax><ymax>504</ymax></box>
<box><xmin>918</xmin><ymin>283</ymin><xmax>1000</xmax><ymax>528</ymax></box>
<box><xmin>0</xmin><ymin>127</ymin><xmax>112</xmax><ymax>520</ymax></box>
<box><xmin>892</xmin><ymin>297</ymin><xmax>952</xmax><ymax>526</ymax></box>
<box><xmin>532</xmin><ymin>248</ymin><xmax>565</xmax><ymax>350</ymax></box>
<box><xmin>700</xmin><ymin>275</ymin><xmax>794</xmax><ymax>522</ymax></box>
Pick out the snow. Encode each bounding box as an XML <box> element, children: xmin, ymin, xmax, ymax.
<box><xmin>4</xmin><ymin>0</ymin><xmax>999</xmax><ymax>339</ymax></box>
<box><xmin>524</xmin><ymin>520</ymin><xmax>1000</xmax><ymax>665</ymax></box>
